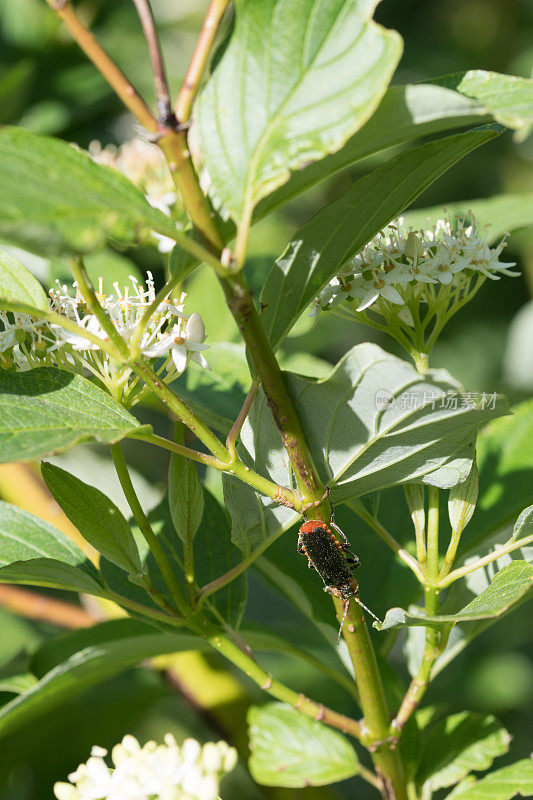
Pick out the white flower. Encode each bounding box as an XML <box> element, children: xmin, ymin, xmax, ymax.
<box><xmin>5</xmin><ymin>272</ymin><xmax>210</xmax><ymax>405</ymax></box>
<box><xmin>54</xmin><ymin>734</ymin><xmax>237</xmax><ymax>800</ymax></box>
<box><xmin>352</xmin><ymin>265</ymin><xmax>411</xmax><ymax>312</ymax></box>
<box><xmin>51</xmin><ymin>315</ymin><xmax>108</xmax><ymax>351</ymax></box>
<box><xmin>311</xmin><ymin>210</ymin><xmax>518</xmax><ymax>318</ymax></box>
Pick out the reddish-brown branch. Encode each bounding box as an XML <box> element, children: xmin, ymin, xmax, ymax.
<box><xmin>175</xmin><ymin>0</ymin><xmax>231</xmax><ymax>123</ymax></box>
<box><xmin>131</xmin><ymin>0</ymin><xmax>174</xmax><ymax>125</ymax></box>
<box><xmin>46</xmin><ymin>0</ymin><xmax>157</xmax><ymax>131</ymax></box>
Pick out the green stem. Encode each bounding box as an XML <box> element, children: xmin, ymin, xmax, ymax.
<box><xmin>190</xmin><ymin>616</ymin><xmax>363</xmax><ymax>741</ymax></box>
<box><xmin>128</xmin><ymin>430</ymin><xmax>222</xmax><ymax>469</ymax></box>
<box><xmin>104</xmin><ymin>590</ymin><xmax>185</xmax><ymax>626</ymax></box>
<box><xmin>394</xmin><ymin>487</ymin><xmax>442</xmax><ymax>732</ymax></box>
<box><xmin>110</xmin><ymin>442</ymin><xmax>189</xmax><ymax>615</ymax></box>
<box><xmin>130</xmin><ymin>430</ymin><xmax>298</xmax><ymax>507</ymax></box>
<box><xmin>158</xmin><ymin>131</ymin><xmax>224</xmax><ymax>251</ymax></box>
<box><xmin>131</xmin><ymin>358</ymin><xmax>229</xmax><ymax>462</ymax></box>
<box><xmin>220</xmin><ymin>274</ymin><xmax>328</xmax><ymax>513</ymax></box>
<box><xmin>69</xmin><ymin>257</ymin><xmax>130</xmax><ymax>359</ymax></box>
<box><xmin>337</xmin><ymin>600</ymin><xmax>407</xmax><ymax>800</ymax></box>
<box><xmin>226</xmin><ymin>378</ymin><xmax>259</xmax><ymax>460</ymax></box>
<box><xmin>436</xmin><ymin>535</ymin><xmax>533</xmax><ymax>588</ymax></box>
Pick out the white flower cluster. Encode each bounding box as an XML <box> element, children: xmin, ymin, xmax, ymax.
<box><xmin>0</xmin><ymin>273</ymin><xmax>210</xmax><ymax>405</ymax></box>
<box><xmin>311</xmin><ymin>212</ymin><xmax>518</xmax><ymax>320</ymax></box>
<box><xmin>54</xmin><ymin>734</ymin><xmax>238</xmax><ymax>800</ymax></box>
<box><xmin>89</xmin><ymin>139</ymin><xmax>179</xmax><ymax>253</ymax></box>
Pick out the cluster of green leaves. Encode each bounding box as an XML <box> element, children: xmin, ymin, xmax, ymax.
<box><xmin>0</xmin><ymin>0</ymin><xmax>532</xmax><ymax>798</ymax></box>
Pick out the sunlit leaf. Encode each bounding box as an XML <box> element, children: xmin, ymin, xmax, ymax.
<box><xmin>224</xmin><ymin>343</ymin><xmax>506</xmax><ymax>554</ymax></box>
<box><xmin>445</xmin><ymin>759</ymin><xmax>533</xmax><ymax>800</ymax></box>
<box><xmin>42</xmin><ymin>463</ymin><xmax>143</xmax><ymax>578</ymax></box>
<box><xmin>197</xmin><ymin>0</ymin><xmax>402</xmax><ymax>225</ymax></box>
<box><xmin>248</xmin><ymin>703</ymin><xmax>358</xmax><ymax>787</ymax></box>
<box><xmin>0</xmin><ymin>249</ymin><xmax>47</xmax><ymax>309</ymax></box>
<box><xmin>380</xmin><ymin>561</ymin><xmax>533</xmax><ymax>630</ymax></box>
<box><xmin>256</xmin><ymin>70</ymin><xmax>531</xmax><ymax>219</ymax></box>
<box><xmin>416</xmin><ymin>711</ymin><xmax>511</xmax><ymax>794</ymax></box>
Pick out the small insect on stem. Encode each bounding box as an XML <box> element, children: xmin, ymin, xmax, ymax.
<box><xmin>297</xmin><ymin>519</ymin><xmax>382</xmax><ymax>643</ymax></box>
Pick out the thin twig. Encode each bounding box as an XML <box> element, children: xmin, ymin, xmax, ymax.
<box><xmin>226</xmin><ymin>378</ymin><xmax>259</xmax><ymax>457</ymax></box>
<box><xmin>175</xmin><ymin>0</ymin><xmax>230</xmax><ymax>123</ymax></box>
<box><xmin>435</xmin><ymin>534</ymin><xmax>533</xmax><ymax>588</ymax></box>
<box><xmin>45</xmin><ymin>0</ymin><xmax>157</xmax><ymax>131</ymax></box>
<box><xmin>128</xmin><ymin>431</ymin><xmax>222</xmax><ymax>469</ymax></box>
<box><xmin>131</xmin><ymin>0</ymin><xmax>174</xmax><ymax>126</ymax></box>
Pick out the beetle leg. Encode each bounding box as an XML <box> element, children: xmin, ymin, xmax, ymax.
<box><xmin>330</xmin><ymin>512</ymin><xmax>351</xmax><ymax>547</ymax></box>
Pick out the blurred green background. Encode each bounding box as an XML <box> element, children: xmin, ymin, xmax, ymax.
<box><xmin>0</xmin><ymin>1</ymin><xmax>532</xmax><ymax>798</ymax></box>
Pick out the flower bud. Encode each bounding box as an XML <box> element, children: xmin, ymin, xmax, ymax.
<box><xmin>202</xmin><ymin>742</ymin><xmax>222</xmax><ymax>771</ymax></box>
<box><xmin>405</xmin><ymin>231</ymin><xmax>425</xmax><ymax>259</ymax></box>
<box><xmin>186</xmin><ymin>312</ymin><xmax>206</xmax><ymax>343</ymax></box>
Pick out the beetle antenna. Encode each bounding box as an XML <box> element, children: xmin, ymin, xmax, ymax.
<box><xmin>337</xmin><ymin>599</ymin><xmax>350</xmax><ymax>644</ymax></box>
<box><xmin>354</xmin><ymin>597</ymin><xmax>382</xmax><ymax>626</ymax></box>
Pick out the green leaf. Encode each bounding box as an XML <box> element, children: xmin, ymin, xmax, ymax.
<box><xmin>416</xmin><ymin>712</ymin><xmax>511</xmax><ymax>794</ymax></box>
<box><xmin>168</xmin><ymin>448</ymin><xmax>204</xmax><ymax>547</ymax></box>
<box><xmin>445</xmin><ymin>759</ymin><xmax>533</xmax><ymax>800</ymax></box>
<box><xmin>42</xmin><ymin>463</ymin><xmax>143</xmax><ymax>578</ymax></box>
<box><xmin>380</xmin><ymin>561</ymin><xmax>533</xmax><ymax>630</ymax></box>
<box><xmin>0</xmin><ymin>619</ymin><xmax>199</xmax><ymax>738</ymax></box>
<box><xmin>103</xmin><ymin>492</ymin><xmax>247</xmax><ymax>628</ymax></box>
<box><xmin>0</xmin><ymin>499</ymin><xmax>105</xmax><ymax>595</ymax></box>
<box><xmin>197</xmin><ymin>0</ymin><xmax>402</xmax><ymax>225</ymax></box>
<box><xmin>224</xmin><ymin>343</ymin><xmax>506</xmax><ymax>554</ymax></box>
<box><xmin>0</xmin><ymin>249</ymin><xmax>47</xmax><ymax>309</ymax></box>
<box><xmin>403</xmin><ymin>193</ymin><xmax>533</xmax><ymax>246</ymax></box>
<box><xmin>255</xmin><ymin>70</ymin><xmax>531</xmax><ymax>219</ymax></box>
<box><xmin>260</xmin><ymin>126</ymin><xmax>500</xmax><ymax>350</ymax></box>
<box><xmin>512</xmin><ymin>505</ymin><xmax>533</xmax><ymax>541</ymax></box>
<box><xmin>248</xmin><ymin>703</ymin><xmax>359</xmax><ymax>787</ymax></box>
<box><xmin>0</xmin><ymin>127</ymin><xmax>179</xmax><ymax>256</ymax></box>
<box><xmin>0</xmin><ymin>500</ymin><xmax>98</xmax><ymax>574</ymax></box>
<box><xmin>189</xmin><ymin>491</ymin><xmax>248</xmax><ymax>628</ymax></box>
<box><xmin>436</xmin><ymin>70</ymin><xmax>533</xmax><ymax>134</ymax></box>
<box><xmin>0</xmin><ymin>367</ymin><xmax>149</xmax><ymax>463</ymax></box>
<box><xmin>0</xmin><ymin>558</ymin><xmax>106</xmax><ymax>595</ymax></box>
